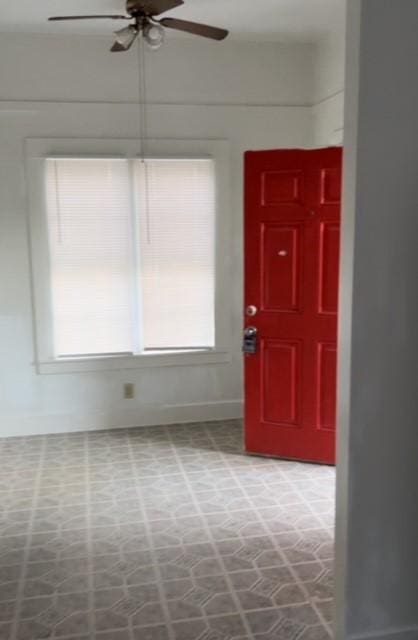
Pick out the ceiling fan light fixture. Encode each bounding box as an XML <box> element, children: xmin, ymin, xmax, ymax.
<box><xmin>114</xmin><ymin>25</ymin><xmax>139</xmax><ymax>49</ymax></box>
<box><xmin>143</xmin><ymin>21</ymin><xmax>165</xmax><ymax>50</ymax></box>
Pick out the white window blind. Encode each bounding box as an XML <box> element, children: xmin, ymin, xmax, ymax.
<box><xmin>46</xmin><ymin>158</ymin><xmax>134</xmax><ymax>357</ymax></box>
<box><xmin>45</xmin><ymin>156</ymin><xmax>215</xmax><ymax>358</ymax></box>
<box><xmin>135</xmin><ymin>159</ymin><xmax>215</xmax><ymax>350</ymax></box>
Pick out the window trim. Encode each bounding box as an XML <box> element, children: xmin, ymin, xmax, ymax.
<box><xmin>26</xmin><ymin>137</ymin><xmax>232</xmax><ymax>374</ymax></box>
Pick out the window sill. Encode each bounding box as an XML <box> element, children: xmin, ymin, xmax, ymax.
<box><xmin>36</xmin><ymin>349</ymin><xmax>232</xmax><ymax>375</ymax></box>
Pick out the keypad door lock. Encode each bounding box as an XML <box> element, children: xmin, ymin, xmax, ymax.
<box><xmin>243</xmin><ymin>326</ymin><xmax>258</xmax><ymax>355</ymax></box>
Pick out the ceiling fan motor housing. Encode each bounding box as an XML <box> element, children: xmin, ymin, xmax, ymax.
<box><xmin>127</xmin><ymin>0</ymin><xmax>148</xmax><ymax>16</ymax></box>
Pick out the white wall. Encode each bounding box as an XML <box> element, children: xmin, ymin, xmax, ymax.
<box><xmin>0</xmin><ymin>33</ymin><xmax>314</xmax><ymax>437</ymax></box>
<box><xmin>312</xmin><ymin>32</ymin><xmax>345</xmax><ymax>147</ymax></box>
<box><xmin>336</xmin><ymin>1</ymin><xmax>418</xmax><ymax>638</ymax></box>
<box><xmin>0</xmin><ymin>34</ymin><xmax>314</xmax><ymax>105</ymax></box>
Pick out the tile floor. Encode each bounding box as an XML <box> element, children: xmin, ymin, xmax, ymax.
<box><xmin>0</xmin><ymin>420</ymin><xmax>335</xmax><ymax>640</ymax></box>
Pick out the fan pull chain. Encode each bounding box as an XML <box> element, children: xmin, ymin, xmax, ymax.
<box><xmin>137</xmin><ymin>35</ymin><xmax>152</xmax><ymax>244</ymax></box>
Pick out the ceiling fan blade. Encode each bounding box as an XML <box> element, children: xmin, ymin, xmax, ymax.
<box><xmin>111</xmin><ymin>27</ymin><xmax>139</xmax><ymax>52</ymax></box>
<box><xmin>160</xmin><ymin>18</ymin><xmax>229</xmax><ymax>40</ymax></box>
<box><xmin>49</xmin><ymin>15</ymin><xmax>130</xmax><ymax>22</ymax></box>
<box><xmin>127</xmin><ymin>0</ymin><xmax>184</xmax><ymax>17</ymax></box>
<box><xmin>111</xmin><ymin>41</ymin><xmax>128</xmax><ymax>52</ymax></box>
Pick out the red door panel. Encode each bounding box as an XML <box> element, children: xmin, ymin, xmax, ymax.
<box><xmin>261</xmin><ymin>224</ymin><xmax>302</xmax><ymax>313</ymax></box>
<box><xmin>318</xmin><ymin>222</ymin><xmax>340</xmax><ymax>315</ymax></box>
<box><xmin>316</xmin><ymin>342</ymin><xmax>337</xmax><ymax>431</ymax></box>
<box><xmin>244</xmin><ymin>148</ymin><xmax>342</xmax><ymax>465</ymax></box>
<box><xmin>320</xmin><ymin>167</ymin><xmax>342</xmax><ymax>204</ymax></box>
<box><xmin>261</xmin><ymin>170</ymin><xmax>304</xmax><ymax>206</ymax></box>
<box><xmin>262</xmin><ymin>339</ymin><xmax>301</xmax><ymax>426</ymax></box>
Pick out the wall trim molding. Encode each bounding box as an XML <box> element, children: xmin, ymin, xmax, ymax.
<box><xmin>313</xmin><ymin>89</ymin><xmax>345</xmax><ymax>108</ymax></box>
<box><xmin>0</xmin><ymin>96</ymin><xmax>347</xmax><ymax>114</ymax></box>
<box><xmin>0</xmin><ymin>400</ymin><xmax>244</xmax><ymax>438</ymax></box>
<box><xmin>0</xmin><ymin>99</ymin><xmax>313</xmax><ymax>111</ymax></box>
<box><xmin>351</xmin><ymin>627</ymin><xmax>418</xmax><ymax>640</ymax></box>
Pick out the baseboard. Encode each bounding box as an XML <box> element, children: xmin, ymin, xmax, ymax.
<box><xmin>351</xmin><ymin>626</ymin><xmax>418</xmax><ymax>640</ymax></box>
<box><xmin>0</xmin><ymin>400</ymin><xmax>244</xmax><ymax>438</ymax></box>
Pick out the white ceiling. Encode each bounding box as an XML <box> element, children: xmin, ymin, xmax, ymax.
<box><xmin>0</xmin><ymin>0</ymin><xmax>345</xmax><ymax>42</ymax></box>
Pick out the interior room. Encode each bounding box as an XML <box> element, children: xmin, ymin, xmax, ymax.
<box><xmin>3</xmin><ymin>1</ymin><xmax>345</xmax><ymax>639</ymax></box>
<box><xmin>5</xmin><ymin>1</ymin><xmax>417</xmax><ymax>640</ymax></box>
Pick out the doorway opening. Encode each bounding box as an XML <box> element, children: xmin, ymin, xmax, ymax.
<box><xmin>243</xmin><ymin>146</ymin><xmax>342</xmax><ymax>635</ymax></box>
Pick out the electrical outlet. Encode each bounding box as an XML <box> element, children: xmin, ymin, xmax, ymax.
<box><xmin>123</xmin><ymin>383</ymin><xmax>135</xmax><ymax>400</ymax></box>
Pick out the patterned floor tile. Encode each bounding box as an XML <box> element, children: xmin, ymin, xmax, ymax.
<box><xmin>172</xmin><ymin>614</ymin><xmax>248</xmax><ymax>640</ymax></box>
<box><xmin>28</xmin><ymin>530</ymin><xmax>89</xmax><ymax>564</ymax></box>
<box><xmin>0</xmin><ymin>420</ymin><xmax>335</xmax><ymax>639</ymax></box>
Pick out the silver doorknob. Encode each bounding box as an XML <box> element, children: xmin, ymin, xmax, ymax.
<box><xmin>246</xmin><ymin>305</ymin><xmax>258</xmax><ymax>317</ymax></box>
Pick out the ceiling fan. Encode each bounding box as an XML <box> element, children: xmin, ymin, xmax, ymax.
<box><xmin>48</xmin><ymin>0</ymin><xmax>229</xmax><ymax>52</ymax></box>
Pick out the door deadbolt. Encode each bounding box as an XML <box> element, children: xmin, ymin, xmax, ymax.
<box><xmin>243</xmin><ymin>326</ymin><xmax>258</xmax><ymax>355</ymax></box>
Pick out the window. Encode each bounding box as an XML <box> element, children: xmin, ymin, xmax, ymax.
<box><xmin>44</xmin><ymin>157</ymin><xmax>215</xmax><ymax>359</ymax></box>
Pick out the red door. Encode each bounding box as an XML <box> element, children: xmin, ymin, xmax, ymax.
<box><xmin>244</xmin><ymin>148</ymin><xmax>342</xmax><ymax>465</ymax></box>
